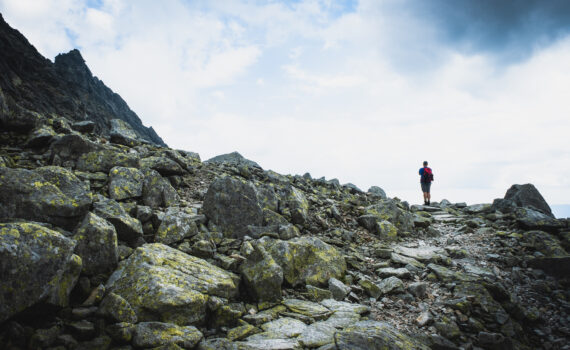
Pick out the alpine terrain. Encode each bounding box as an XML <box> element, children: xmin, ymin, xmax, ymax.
<box><xmin>1</xmin><ymin>13</ymin><xmax>569</xmax><ymax>350</ymax></box>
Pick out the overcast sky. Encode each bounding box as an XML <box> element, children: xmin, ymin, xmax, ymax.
<box><xmin>1</xmin><ymin>0</ymin><xmax>569</xmax><ymax>211</ymax></box>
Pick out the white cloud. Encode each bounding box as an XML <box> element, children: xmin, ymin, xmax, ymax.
<box><xmin>1</xmin><ymin>0</ymin><xmax>569</xmax><ymax>206</ymax></box>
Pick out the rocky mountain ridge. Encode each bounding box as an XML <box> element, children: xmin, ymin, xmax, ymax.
<box><xmin>1</xmin><ymin>13</ymin><xmax>570</xmax><ymax>350</ymax></box>
<box><xmin>0</xmin><ymin>13</ymin><xmax>165</xmax><ymax>146</ymax></box>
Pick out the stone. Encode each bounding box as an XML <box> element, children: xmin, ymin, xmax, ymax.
<box><xmin>71</xmin><ymin>120</ymin><xmax>96</xmax><ymax>133</ymax></box>
<box><xmin>139</xmin><ymin>156</ymin><xmax>186</xmax><ymax>176</ymax></box>
<box><xmin>362</xmin><ymin>200</ymin><xmax>415</xmax><ymax>234</ymax></box>
<box><xmin>203</xmin><ymin>176</ymin><xmax>264</xmax><ymax>238</ymax></box>
<box><xmin>76</xmin><ymin>148</ymin><xmax>139</xmax><ymax>173</ymax></box>
<box><xmin>335</xmin><ymin>320</ymin><xmax>430</xmax><ymax>350</ymax></box>
<box><xmin>239</xmin><ymin>242</ymin><xmax>283</xmax><ymax>302</ymax></box>
<box><xmin>97</xmin><ymin>292</ymin><xmax>137</xmax><ymax>323</ymax></box>
<box><xmin>491</xmin><ymin>198</ymin><xmax>518</xmax><ymax>214</ymax></box>
<box><xmin>227</xmin><ymin>324</ymin><xmax>261</xmax><ymax>341</ymax></box>
<box><xmin>358</xmin><ymin>278</ymin><xmax>382</xmax><ymax>299</ymax></box>
<box><xmin>328</xmin><ymin>278</ymin><xmax>351</xmax><ymax>301</ymax></box>
<box><xmin>73</xmin><ymin>212</ymin><xmax>118</xmax><ymax>275</ymax></box>
<box><xmin>515</xmin><ymin>208</ymin><xmax>564</xmax><ymax>232</ymax></box>
<box><xmin>0</xmin><ymin>222</ymin><xmax>82</xmax><ymax>322</ymax></box>
<box><xmin>297</xmin><ymin>322</ymin><xmax>336</xmax><ymax>348</ymax></box>
<box><xmin>394</xmin><ymin>246</ymin><xmax>446</xmax><ymax>262</ymax></box>
<box><xmin>408</xmin><ymin>282</ymin><xmax>428</xmax><ymax>298</ymax></box>
<box><xmin>377</xmin><ymin>276</ymin><xmax>405</xmax><ymax>295</ymax></box>
<box><xmin>505</xmin><ymin>183</ymin><xmax>554</xmax><ymax>217</ymax></box>
<box><xmin>260</xmin><ymin>236</ymin><xmax>346</xmax><ymax>287</ymax></box>
<box><xmin>110</xmin><ymin>119</ymin><xmax>139</xmax><ymax>147</ymax></box>
<box><xmin>434</xmin><ymin>319</ymin><xmax>461</xmax><ymax>339</ymax></box>
<box><xmin>463</xmin><ymin>203</ymin><xmax>492</xmax><ymax>214</ymax></box>
<box><xmin>108</xmin><ymin>166</ymin><xmax>144</xmax><ymax>200</ymax></box>
<box><xmin>205</xmin><ymin>151</ymin><xmax>261</xmax><ymax>168</ymax></box>
<box><xmin>142</xmin><ymin>168</ymin><xmax>180</xmax><ymax>208</ymax></box>
<box><xmin>279</xmin><ymin>185</ymin><xmax>310</xmax><ymax>225</ymax></box>
<box><xmin>235</xmin><ymin>338</ymin><xmax>301</xmax><ymax>350</ymax></box>
<box><xmin>391</xmin><ymin>253</ymin><xmax>425</xmax><ymax>269</ymax></box>
<box><xmin>521</xmin><ymin>230</ymin><xmax>567</xmax><ymax>257</ymax></box>
<box><xmin>93</xmin><ymin>195</ymin><xmax>143</xmax><ymax>243</ymax></box>
<box><xmin>283</xmin><ymin>299</ymin><xmax>332</xmax><ymax>319</ymax></box>
<box><xmin>105</xmin><ymin>322</ymin><xmax>135</xmax><ymax>344</ymax></box>
<box><xmin>0</xmin><ymin>166</ymin><xmax>92</xmax><ymax>230</ymax></box>
<box><xmin>26</xmin><ymin>125</ymin><xmax>57</xmax><ymax>147</ymax></box>
<box><xmin>155</xmin><ymin>207</ymin><xmax>199</xmax><ymax>245</ymax></box>
<box><xmin>416</xmin><ymin>311</ymin><xmax>433</xmax><ymax>327</ymax></box>
<box><xmin>106</xmin><ymin>243</ymin><xmax>239</xmax><ymax>326</ymax></box>
<box><xmin>260</xmin><ymin>317</ymin><xmax>308</xmax><ymax>338</ymax></box>
<box><xmin>376</xmin><ymin>267</ymin><xmax>411</xmax><ymax>279</ymax></box>
<box><xmin>305</xmin><ymin>285</ymin><xmax>333</xmax><ymax>301</ymax></box>
<box><xmin>367</xmin><ymin>186</ymin><xmax>387</xmax><ymax>199</ymax></box>
<box><xmin>133</xmin><ymin>322</ymin><xmax>203</xmax><ymax>348</ymax></box>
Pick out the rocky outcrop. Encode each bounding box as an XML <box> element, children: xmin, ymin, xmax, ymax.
<box><xmin>0</xmin><ymin>222</ymin><xmax>81</xmax><ymax>322</ymax></box>
<box><xmin>505</xmin><ymin>183</ymin><xmax>554</xmax><ymax>217</ymax></box>
<box><xmin>0</xmin><ymin>15</ymin><xmax>164</xmax><ymax>146</ymax></box>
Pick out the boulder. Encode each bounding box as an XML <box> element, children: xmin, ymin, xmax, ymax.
<box><xmin>521</xmin><ymin>230</ymin><xmax>567</xmax><ymax>257</ymax></box>
<box><xmin>105</xmin><ymin>243</ymin><xmax>239</xmax><ymax>326</ymax></box>
<box><xmin>377</xmin><ymin>277</ymin><xmax>405</xmax><ymax>295</ymax></box>
<box><xmin>92</xmin><ymin>195</ymin><xmax>143</xmax><ymax>243</ymax></box>
<box><xmin>73</xmin><ymin>212</ymin><xmax>118</xmax><ymax>275</ymax></box>
<box><xmin>515</xmin><ymin>208</ymin><xmax>563</xmax><ymax>232</ymax></box>
<box><xmin>49</xmin><ymin>134</ymin><xmax>102</xmax><ymax>163</ymax></box>
<box><xmin>0</xmin><ymin>222</ymin><xmax>82</xmax><ymax>322</ymax></box>
<box><xmin>139</xmin><ymin>155</ymin><xmax>186</xmax><ymax>176</ymax></box>
<box><xmin>141</xmin><ymin>169</ymin><xmax>180</xmax><ymax>208</ymax></box>
<box><xmin>71</xmin><ymin>120</ymin><xmax>96</xmax><ymax>133</ymax></box>
<box><xmin>329</xmin><ymin>277</ymin><xmax>351</xmax><ymax>301</ymax></box>
<box><xmin>205</xmin><ymin>151</ymin><xmax>261</xmax><ymax>169</ymax></box>
<box><xmin>108</xmin><ymin>166</ymin><xmax>144</xmax><ymax>200</ymax></box>
<box><xmin>155</xmin><ymin>207</ymin><xmax>199</xmax><ymax>245</ymax></box>
<box><xmin>259</xmin><ymin>236</ymin><xmax>346</xmax><ymax>287</ymax></box>
<box><xmin>278</xmin><ymin>185</ymin><xmax>309</xmax><ymax>225</ymax></box>
<box><xmin>203</xmin><ymin>176</ymin><xmax>263</xmax><ymax>238</ymax></box>
<box><xmin>76</xmin><ymin>148</ymin><xmax>138</xmax><ymax>173</ymax></box>
<box><xmin>368</xmin><ymin>186</ymin><xmax>387</xmax><ymax>199</ymax></box>
<box><xmin>239</xmin><ymin>241</ymin><xmax>283</xmax><ymax>302</ymax></box>
<box><xmin>26</xmin><ymin>125</ymin><xmax>57</xmax><ymax>148</ymax></box>
<box><xmin>110</xmin><ymin>119</ymin><xmax>139</xmax><ymax>147</ymax></box>
<box><xmin>335</xmin><ymin>320</ymin><xmax>430</xmax><ymax>350</ymax></box>
<box><xmin>133</xmin><ymin>322</ymin><xmax>203</xmax><ymax>348</ymax></box>
<box><xmin>505</xmin><ymin>183</ymin><xmax>554</xmax><ymax>217</ymax></box>
<box><xmin>0</xmin><ymin>166</ymin><xmax>91</xmax><ymax>230</ymax></box>
<box><xmin>97</xmin><ymin>292</ymin><xmax>137</xmax><ymax>323</ymax></box>
<box><xmin>362</xmin><ymin>200</ymin><xmax>414</xmax><ymax>234</ymax></box>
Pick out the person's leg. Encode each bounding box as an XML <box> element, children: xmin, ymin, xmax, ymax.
<box><xmin>426</xmin><ymin>183</ymin><xmax>431</xmax><ymax>205</ymax></box>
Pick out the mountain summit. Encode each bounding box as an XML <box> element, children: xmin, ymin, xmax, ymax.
<box><xmin>0</xmin><ymin>13</ymin><xmax>165</xmax><ymax>146</ymax></box>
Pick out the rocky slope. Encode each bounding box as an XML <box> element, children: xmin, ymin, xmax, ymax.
<box><xmin>1</xmin><ymin>13</ymin><xmax>570</xmax><ymax>350</ymax></box>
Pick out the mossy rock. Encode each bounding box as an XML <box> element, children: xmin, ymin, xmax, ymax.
<box><xmin>108</xmin><ymin>166</ymin><xmax>144</xmax><ymax>200</ymax></box>
<box><xmin>142</xmin><ymin>168</ymin><xmax>180</xmax><ymax>208</ymax></box>
<box><xmin>0</xmin><ymin>222</ymin><xmax>81</xmax><ymax>322</ymax></box>
<box><xmin>106</xmin><ymin>243</ymin><xmax>239</xmax><ymax>326</ymax></box>
<box><xmin>239</xmin><ymin>242</ymin><xmax>283</xmax><ymax>302</ymax></box>
<box><xmin>260</xmin><ymin>236</ymin><xmax>346</xmax><ymax>287</ymax></box>
<box><xmin>132</xmin><ymin>321</ymin><xmax>203</xmax><ymax>348</ymax></box>
<box><xmin>203</xmin><ymin>176</ymin><xmax>263</xmax><ymax>238</ymax></box>
<box><xmin>76</xmin><ymin>148</ymin><xmax>138</xmax><ymax>173</ymax></box>
<box><xmin>0</xmin><ymin>166</ymin><xmax>92</xmax><ymax>230</ymax></box>
<box><xmin>73</xmin><ymin>212</ymin><xmax>118</xmax><ymax>275</ymax></box>
<box><xmin>335</xmin><ymin>320</ymin><xmax>430</xmax><ymax>350</ymax></box>
<box><xmin>139</xmin><ymin>156</ymin><xmax>186</xmax><ymax>176</ymax></box>
<box><xmin>93</xmin><ymin>195</ymin><xmax>143</xmax><ymax>243</ymax></box>
<box><xmin>155</xmin><ymin>207</ymin><xmax>199</xmax><ymax>245</ymax></box>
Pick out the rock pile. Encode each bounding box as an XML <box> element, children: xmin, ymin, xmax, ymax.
<box><xmin>1</xmin><ymin>13</ymin><xmax>569</xmax><ymax>350</ymax></box>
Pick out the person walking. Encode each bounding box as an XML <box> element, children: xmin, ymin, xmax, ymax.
<box><xmin>419</xmin><ymin>161</ymin><xmax>433</xmax><ymax>205</ymax></box>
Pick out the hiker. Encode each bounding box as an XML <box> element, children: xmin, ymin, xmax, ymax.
<box><xmin>419</xmin><ymin>161</ymin><xmax>433</xmax><ymax>205</ymax></box>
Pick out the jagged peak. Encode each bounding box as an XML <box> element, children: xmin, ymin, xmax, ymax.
<box><xmin>54</xmin><ymin>49</ymin><xmax>93</xmax><ymax>77</ymax></box>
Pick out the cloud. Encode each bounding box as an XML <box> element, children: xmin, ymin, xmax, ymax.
<box><xmin>1</xmin><ymin>0</ymin><xmax>569</xmax><ymax>207</ymax></box>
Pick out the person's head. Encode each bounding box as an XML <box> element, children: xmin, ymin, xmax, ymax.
<box><xmin>423</xmin><ymin>161</ymin><xmax>428</xmax><ymax>167</ymax></box>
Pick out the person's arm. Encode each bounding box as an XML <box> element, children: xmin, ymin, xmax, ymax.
<box><xmin>419</xmin><ymin>168</ymin><xmax>424</xmax><ymax>175</ymax></box>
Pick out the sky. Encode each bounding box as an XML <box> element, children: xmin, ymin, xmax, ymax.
<box><xmin>1</xmin><ymin>0</ymin><xmax>570</xmax><ymax>215</ymax></box>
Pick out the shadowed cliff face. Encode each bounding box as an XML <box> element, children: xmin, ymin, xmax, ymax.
<box><xmin>0</xmin><ymin>13</ymin><xmax>165</xmax><ymax>146</ymax></box>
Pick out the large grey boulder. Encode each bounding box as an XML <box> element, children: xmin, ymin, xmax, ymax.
<box><xmin>335</xmin><ymin>320</ymin><xmax>430</xmax><ymax>350</ymax></box>
<box><xmin>141</xmin><ymin>169</ymin><xmax>180</xmax><ymax>208</ymax></box>
<box><xmin>73</xmin><ymin>212</ymin><xmax>118</xmax><ymax>275</ymax></box>
<box><xmin>360</xmin><ymin>199</ymin><xmax>414</xmax><ymax>235</ymax></box>
<box><xmin>105</xmin><ymin>243</ymin><xmax>239</xmax><ymax>326</ymax></box>
<box><xmin>139</xmin><ymin>155</ymin><xmax>186</xmax><ymax>176</ymax></box>
<box><xmin>205</xmin><ymin>151</ymin><xmax>261</xmax><ymax>168</ymax></box>
<box><xmin>110</xmin><ymin>119</ymin><xmax>140</xmax><ymax>147</ymax></box>
<box><xmin>239</xmin><ymin>241</ymin><xmax>283</xmax><ymax>302</ymax></box>
<box><xmin>505</xmin><ymin>184</ymin><xmax>554</xmax><ymax>217</ymax></box>
<box><xmin>76</xmin><ymin>148</ymin><xmax>139</xmax><ymax>173</ymax></box>
<box><xmin>108</xmin><ymin>166</ymin><xmax>144</xmax><ymax>200</ymax></box>
<box><xmin>259</xmin><ymin>236</ymin><xmax>346</xmax><ymax>287</ymax></box>
<box><xmin>92</xmin><ymin>195</ymin><xmax>143</xmax><ymax>243</ymax></box>
<box><xmin>368</xmin><ymin>186</ymin><xmax>387</xmax><ymax>199</ymax></box>
<box><xmin>133</xmin><ymin>322</ymin><xmax>203</xmax><ymax>348</ymax></box>
<box><xmin>49</xmin><ymin>134</ymin><xmax>102</xmax><ymax>163</ymax></box>
<box><xmin>278</xmin><ymin>185</ymin><xmax>310</xmax><ymax>225</ymax></box>
<box><xmin>515</xmin><ymin>208</ymin><xmax>564</xmax><ymax>232</ymax></box>
<box><xmin>0</xmin><ymin>166</ymin><xmax>92</xmax><ymax>230</ymax></box>
<box><xmin>155</xmin><ymin>207</ymin><xmax>199</xmax><ymax>244</ymax></box>
<box><xmin>203</xmin><ymin>176</ymin><xmax>263</xmax><ymax>238</ymax></box>
<box><xmin>0</xmin><ymin>222</ymin><xmax>82</xmax><ymax>322</ymax></box>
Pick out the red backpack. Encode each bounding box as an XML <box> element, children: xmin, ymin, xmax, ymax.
<box><xmin>422</xmin><ymin>168</ymin><xmax>434</xmax><ymax>182</ymax></box>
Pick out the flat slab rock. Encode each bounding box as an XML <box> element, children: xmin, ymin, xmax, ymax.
<box><xmin>394</xmin><ymin>246</ymin><xmax>446</xmax><ymax>262</ymax></box>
